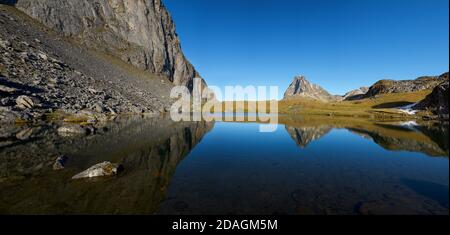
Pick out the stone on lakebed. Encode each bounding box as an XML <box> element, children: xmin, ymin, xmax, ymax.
<box><xmin>72</xmin><ymin>161</ymin><xmax>123</xmax><ymax>179</ymax></box>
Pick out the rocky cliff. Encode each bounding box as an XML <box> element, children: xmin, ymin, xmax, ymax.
<box><xmin>414</xmin><ymin>80</ymin><xmax>449</xmax><ymax>118</ymax></box>
<box><xmin>284</xmin><ymin>76</ymin><xmax>339</xmax><ymax>102</ymax></box>
<box><xmin>365</xmin><ymin>72</ymin><xmax>448</xmax><ymax>98</ymax></box>
<box><xmin>12</xmin><ymin>0</ymin><xmax>202</xmax><ymax>89</ymax></box>
<box><xmin>0</xmin><ymin>4</ymin><xmax>184</xmax><ymax>123</ymax></box>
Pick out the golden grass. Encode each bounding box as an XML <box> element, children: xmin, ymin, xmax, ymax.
<box><xmin>214</xmin><ymin>90</ymin><xmax>432</xmax><ymax>119</ymax></box>
<box><xmin>215</xmin><ymin>90</ymin><xmax>433</xmax><ymax>120</ymax></box>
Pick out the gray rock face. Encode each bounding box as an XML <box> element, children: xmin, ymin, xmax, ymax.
<box><xmin>365</xmin><ymin>72</ymin><xmax>448</xmax><ymax>98</ymax></box>
<box><xmin>284</xmin><ymin>76</ymin><xmax>337</xmax><ymax>102</ymax></box>
<box><xmin>343</xmin><ymin>87</ymin><xmax>369</xmax><ymax>101</ymax></box>
<box><xmin>414</xmin><ymin>81</ymin><xmax>449</xmax><ymax>118</ymax></box>
<box><xmin>13</xmin><ymin>0</ymin><xmax>202</xmax><ymax>89</ymax></box>
<box><xmin>0</xmin><ymin>4</ymin><xmax>178</xmax><ymax>123</ymax></box>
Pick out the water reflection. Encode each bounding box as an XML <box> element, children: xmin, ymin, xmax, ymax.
<box><xmin>0</xmin><ymin>116</ymin><xmax>213</xmax><ymax>214</ymax></box>
<box><xmin>281</xmin><ymin>116</ymin><xmax>449</xmax><ymax>157</ymax></box>
<box><xmin>0</xmin><ymin>115</ymin><xmax>448</xmax><ymax>215</ymax></box>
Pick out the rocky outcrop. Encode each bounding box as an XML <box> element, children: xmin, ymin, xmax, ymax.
<box><xmin>365</xmin><ymin>72</ymin><xmax>448</xmax><ymax>98</ymax></box>
<box><xmin>284</xmin><ymin>76</ymin><xmax>338</xmax><ymax>102</ymax></box>
<box><xmin>12</xmin><ymin>0</ymin><xmax>202</xmax><ymax>89</ymax></box>
<box><xmin>343</xmin><ymin>87</ymin><xmax>369</xmax><ymax>101</ymax></box>
<box><xmin>414</xmin><ymin>81</ymin><xmax>449</xmax><ymax>118</ymax></box>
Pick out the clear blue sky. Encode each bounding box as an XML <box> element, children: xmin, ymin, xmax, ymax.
<box><xmin>164</xmin><ymin>0</ymin><xmax>449</xmax><ymax>98</ymax></box>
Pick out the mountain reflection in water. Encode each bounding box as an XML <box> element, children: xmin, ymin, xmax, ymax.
<box><xmin>0</xmin><ymin>115</ymin><xmax>448</xmax><ymax>215</ymax></box>
<box><xmin>0</xmin><ymin>116</ymin><xmax>213</xmax><ymax>214</ymax></box>
<box><xmin>282</xmin><ymin>117</ymin><xmax>448</xmax><ymax>157</ymax></box>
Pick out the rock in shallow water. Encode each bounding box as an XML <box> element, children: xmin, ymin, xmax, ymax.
<box><xmin>53</xmin><ymin>155</ymin><xmax>68</xmax><ymax>170</ymax></box>
<box><xmin>57</xmin><ymin>125</ymin><xmax>87</xmax><ymax>136</ymax></box>
<box><xmin>72</xmin><ymin>162</ymin><xmax>123</xmax><ymax>179</ymax></box>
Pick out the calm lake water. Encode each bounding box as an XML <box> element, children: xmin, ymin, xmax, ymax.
<box><xmin>0</xmin><ymin>116</ymin><xmax>448</xmax><ymax>215</ymax></box>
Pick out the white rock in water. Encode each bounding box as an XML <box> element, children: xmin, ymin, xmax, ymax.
<box><xmin>72</xmin><ymin>162</ymin><xmax>123</xmax><ymax>179</ymax></box>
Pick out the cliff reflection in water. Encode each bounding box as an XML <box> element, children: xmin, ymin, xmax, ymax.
<box><xmin>0</xmin><ymin>115</ymin><xmax>448</xmax><ymax>215</ymax></box>
<box><xmin>282</xmin><ymin>117</ymin><xmax>449</xmax><ymax>157</ymax></box>
<box><xmin>0</xmin><ymin>116</ymin><xmax>214</xmax><ymax>214</ymax></box>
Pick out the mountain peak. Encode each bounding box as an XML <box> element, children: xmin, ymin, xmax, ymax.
<box><xmin>284</xmin><ymin>76</ymin><xmax>337</xmax><ymax>102</ymax></box>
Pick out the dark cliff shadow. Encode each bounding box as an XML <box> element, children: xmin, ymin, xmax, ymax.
<box><xmin>372</xmin><ymin>101</ymin><xmax>415</xmax><ymax>109</ymax></box>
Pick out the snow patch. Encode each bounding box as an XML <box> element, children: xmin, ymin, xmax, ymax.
<box><xmin>397</xmin><ymin>103</ymin><xmax>419</xmax><ymax>115</ymax></box>
<box><xmin>399</xmin><ymin>121</ymin><xmax>419</xmax><ymax>127</ymax></box>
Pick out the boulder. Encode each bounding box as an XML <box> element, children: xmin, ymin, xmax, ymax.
<box><xmin>72</xmin><ymin>162</ymin><xmax>123</xmax><ymax>179</ymax></box>
<box><xmin>16</xmin><ymin>95</ymin><xmax>36</xmax><ymax>109</ymax></box>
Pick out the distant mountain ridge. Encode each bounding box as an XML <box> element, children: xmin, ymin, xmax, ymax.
<box><xmin>364</xmin><ymin>72</ymin><xmax>448</xmax><ymax>98</ymax></box>
<box><xmin>284</xmin><ymin>72</ymin><xmax>448</xmax><ymax>103</ymax></box>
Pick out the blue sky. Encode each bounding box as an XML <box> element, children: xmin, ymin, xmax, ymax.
<box><xmin>164</xmin><ymin>0</ymin><xmax>449</xmax><ymax>99</ymax></box>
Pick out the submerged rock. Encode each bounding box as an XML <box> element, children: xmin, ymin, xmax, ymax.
<box><xmin>15</xmin><ymin>127</ymin><xmax>34</xmax><ymax>140</ymax></box>
<box><xmin>71</xmin><ymin>162</ymin><xmax>123</xmax><ymax>179</ymax></box>
<box><xmin>57</xmin><ymin>125</ymin><xmax>87</xmax><ymax>136</ymax></box>
<box><xmin>53</xmin><ymin>155</ymin><xmax>68</xmax><ymax>170</ymax></box>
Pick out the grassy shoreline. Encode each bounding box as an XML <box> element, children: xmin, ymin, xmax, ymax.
<box><xmin>218</xmin><ymin>90</ymin><xmax>441</xmax><ymax>120</ymax></box>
